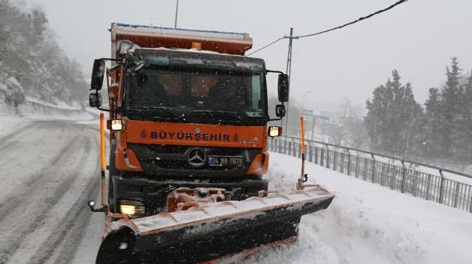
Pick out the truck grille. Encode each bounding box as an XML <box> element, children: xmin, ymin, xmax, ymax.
<box><xmin>127</xmin><ymin>144</ymin><xmax>261</xmax><ymax>177</ymax></box>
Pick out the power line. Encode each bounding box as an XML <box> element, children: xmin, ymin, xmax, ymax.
<box><xmin>296</xmin><ymin>0</ymin><xmax>410</xmax><ymax>39</ymax></box>
<box><xmin>247</xmin><ymin>37</ymin><xmax>286</xmax><ymax>56</ymax></box>
<box><xmin>249</xmin><ymin>0</ymin><xmax>411</xmax><ymax>56</ymax></box>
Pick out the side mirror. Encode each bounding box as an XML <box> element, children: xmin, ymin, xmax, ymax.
<box><xmin>91</xmin><ymin>59</ymin><xmax>105</xmax><ymax>90</ymax></box>
<box><xmin>275</xmin><ymin>104</ymin><xmax>286</xmax><ymax>118</ymax></box>
<box><xmin>277</xmin><ymin>73</ymin><xmax>289</xmax><ymax>103</ymax></box>
<box><xmin>89</xmin><ymin>93</ymin><xmax>102</xmax><ymax>108</ymax></box>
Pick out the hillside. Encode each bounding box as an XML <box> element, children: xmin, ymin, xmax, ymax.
<box><xmin>0</xmin><ymin>0</ymin><xmax>88</xmax><ymax>113</ymax></box>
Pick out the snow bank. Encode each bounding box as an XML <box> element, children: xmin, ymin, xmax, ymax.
<box><xmin>247</xmin><ymin>153</ymin><xmax>472</xmax><ymax>264</ymax></box>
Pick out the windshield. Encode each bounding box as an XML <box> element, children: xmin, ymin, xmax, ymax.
<box><xmin>123</xmin><ymin>66</ymin><xmax>267</xmax><ymax>125</ymax></box>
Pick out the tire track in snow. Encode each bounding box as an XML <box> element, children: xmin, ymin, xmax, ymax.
<box><xmin>32</xmin><ymin>146</ymin><xmax>100</xmax><ymax>264</ymax></box>
<box><xmin>0</xmin><ymin>136</ymin><xmax>83</xmax><ymax>263</ymax></box>
<box><xmin>0</xmin><ymin>122</ymin><xmax>101</xmax><ymax>264</ymax></box>
<box><xmin>0</xmin><ymin>123</ymin><xmax>79</xmax><ymax>223</ymax></box>
<box><xmin>0</xmin><ymin>122</ymin><xmax>42</xmax><ymax>151</ymax></box>
<box><xmin>0</xmin><ymin>121</ymin><xmax>78</xmax><ymax>203</ymax></box>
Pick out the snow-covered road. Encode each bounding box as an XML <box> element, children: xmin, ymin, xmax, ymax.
<box><xmin>1</xmin><ymin>116</ymin><xmax>471</xmax><ymax>264</ymax></box>
<box><xmin>0</xmin><ymin>119</ymin><xmax>101</xmax><ymax>264</ymax></box>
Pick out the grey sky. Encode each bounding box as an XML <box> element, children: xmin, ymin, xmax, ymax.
<box><xmin>18</xmin><ymin>0</ymin><xmax>472</xmax><ymax>112</ymax></box>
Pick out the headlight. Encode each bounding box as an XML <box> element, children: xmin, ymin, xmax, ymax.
<box><xmin>111</xmin><ymin>119</ymin><xmax>123</xmax><ymax>131</ymax></box>
<box><xmin>119</xmin><ymin>200</ymin><xmax>145</xmax><ymax>217</ymax></box>
<box><xmin>268</xmin><ymin>126</ymin><xmax>282</xmax><ymax>137</ymax></box>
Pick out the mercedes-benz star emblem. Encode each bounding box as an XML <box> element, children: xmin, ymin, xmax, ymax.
<box><xmin>187</xmin><ymin>147</ymin><xmax>206</xmax><ymax>167</ymax></box>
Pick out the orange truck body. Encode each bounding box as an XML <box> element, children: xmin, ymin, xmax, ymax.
<box><xmin>102</xmin><ymin>23</ymin><xmax>276</xmax><ymax>216</ymax></box>
<box><xmin>88</xmin><ymin>24</ymin><xmax>335</xmax><ymax>264</ymax></box>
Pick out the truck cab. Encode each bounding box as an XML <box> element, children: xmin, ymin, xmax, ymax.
<box><xmin>90</xmin><ymin>23</ymin><xmax>288</xmax><ymax>217</ymax></box>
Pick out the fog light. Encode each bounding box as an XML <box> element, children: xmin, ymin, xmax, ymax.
<box><xmin>119</xmin><ymin>200</ymin><xmax>145</xmax><ymax>217</ymax></box>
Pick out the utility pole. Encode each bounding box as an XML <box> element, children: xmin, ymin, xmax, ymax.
<box><xmin>284</xmin><ymin>28</ymin><xmax>294</xmax><ymax>135</ymax></box>
<box><xmin>174</xmin><ymin>0</ymin><xmax>179</xmax><ymax>28</ymax></box>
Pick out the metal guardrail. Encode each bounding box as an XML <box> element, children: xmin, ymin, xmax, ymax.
<box><xmin>269</xmin><ymin>136</ymin><xmax>472</xmax><ymax>213</ymax></box>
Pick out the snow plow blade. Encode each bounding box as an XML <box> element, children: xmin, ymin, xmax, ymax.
<box><xmin>96</xmin><ymin>186</ymin><xmax>334</xmax><ymax>264</ymax></box>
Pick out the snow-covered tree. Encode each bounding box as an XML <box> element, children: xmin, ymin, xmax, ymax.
<box><xmin>455</xmin><ymin>70</ymin><xmax>472</xmax><ymax>167</ymax></box>
<box><xmin>420</xmin><ymin>88</ymin><xmax>443</xmax><ymax>158</ymax></box>
<box><xmin>416</xmin><ymin>58</ymin><xmax>471</xmax><ymax>170</ymax></box>
<box><xmin>439</xmin><ymin>57</ymin><xmax>462</xmax><ymax>155</ymax></box>
<box><xmin>365</xmin><ymin>70</ymin><xmax>422</xmax><ymax>157</ymax></box>
<box><xmin>0</xmin><ymin>0</ymin><xmax>87</xmax><ymax>108</ymax></box>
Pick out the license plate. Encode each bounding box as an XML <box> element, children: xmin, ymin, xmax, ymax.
<box><xmin>208</xmin><ymin>156</ymin><xmax>243</xmax><ymax>167</ymax></box>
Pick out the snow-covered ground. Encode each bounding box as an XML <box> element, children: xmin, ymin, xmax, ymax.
<box><xmin>245</xmin><ymin>154</ymin><xmax>472</xmax><ymax>264</ymax></box>
<box><xmin>0</xmin><ymin>111</ymin><xmax>96</xmax><ymax>136</ymax></box>
<box><xmin>0</xmin><ymin>111</ymin><xmax>103</xmax><ymax>264</ymax></box>
<box><xmin>0</xmin><ymin>113</ymin><xmax>471</xmax><ymax>264</ymax></box>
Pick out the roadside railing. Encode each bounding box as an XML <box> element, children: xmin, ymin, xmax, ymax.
<box><xmin>269</xmin><ymin>136</ymin><xmax>472</xmax><ymax>213</ymax></box>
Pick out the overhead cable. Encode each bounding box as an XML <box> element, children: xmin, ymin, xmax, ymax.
<box><xmin>248</xmin><ymin>0</ymin><xmax>411</xmax><ymax>56</ymax></box>
<box><xmin>295</xmin><ymin>0</ymin><xmax>410</xmax><ymax>39</ymax></box>
<box><xmin>247</xmin><ymin>37</ymin><xmax>285</xmax><ymax>56</ymax></box>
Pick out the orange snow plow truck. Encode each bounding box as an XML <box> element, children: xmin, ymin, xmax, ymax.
<box><xmin>88</xmin><ymin>23</ymin><xmax>334</xmax><ymax>263</ymax></box>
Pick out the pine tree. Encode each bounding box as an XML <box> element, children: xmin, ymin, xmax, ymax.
<box><xmin>365</xmin><ymin>70</ymin><xmax>422</xmax><ymax>157</ymax></box>
<box><xmin>365</xmin><ymin>84</ymin><xmax>387</xmax><ymax>152</ymax></box>
<box><xmin>420</xmin><ymin>88</ymin><xmax>443</xmax><ymax>158</ymax></box>
<box><xmin>439</xmin><ymin>57</ymin><xmax>463</xmax><ymax>157</ymax></box>
<box><xmin>456</xmin><ymin>71</ymin><xmax>472</xmax><ymax>167</ymax></box>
